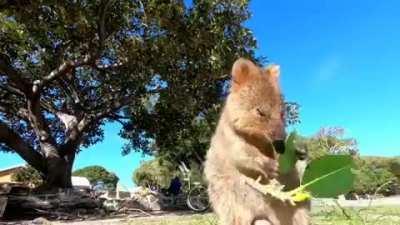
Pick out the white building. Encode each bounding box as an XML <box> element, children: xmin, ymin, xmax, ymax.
<box><xmin>71</xmin><ymin>176</ymin><xmax>91</xmax><ymax>190</ymax></box>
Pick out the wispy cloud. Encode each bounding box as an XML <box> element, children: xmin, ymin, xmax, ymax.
<box><xmin>312</xmin><ymin>56</ymin><xmax>342</xmax><ymax>85</ymax></box>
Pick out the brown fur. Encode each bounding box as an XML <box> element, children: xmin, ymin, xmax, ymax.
<box><xmin>204</xmin><ymin>58</ymin><xmax>310</xmax><ymax>225</ymax></box>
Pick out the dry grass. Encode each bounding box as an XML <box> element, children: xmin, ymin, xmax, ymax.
<box><xmin>125</xmin><ymin>207</ymin><xmax>400</xmax><ymax>225</ymax></box>
<box><xmin>54</xmin><ymin>206</ymin><xmax>400</xmax><ymax>225</ymax></box>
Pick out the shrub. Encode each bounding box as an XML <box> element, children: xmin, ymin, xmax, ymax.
<box><xmin>352</xmin><ymin>157</ymin><xmax>399</xmax><ymax>196</ymax></box>
<box><xmin>73</xmin><ymin>166</ymin><xmax>119</xmax><ymax>190</ymax></box>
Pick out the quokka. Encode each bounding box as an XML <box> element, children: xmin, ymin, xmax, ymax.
<box><xmin>204</xmin><ymin>58</ymin><xmax>310</xmax><ymax>225</ymax></box>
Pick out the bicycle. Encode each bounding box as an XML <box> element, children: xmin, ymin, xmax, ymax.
<box><xmin>178</xmin><ymin>161</ymin><xmax>209</xmax><ymax>212</ymax></box>
<box><xmin>148</xmin><ymin>162</ymin><xmax>210</xmax><ymax>212</ymax></box>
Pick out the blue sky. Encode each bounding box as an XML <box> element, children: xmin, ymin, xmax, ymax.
<box><xmin>1</xmin><ymin>0</ymin><xmax>399</xmax><ymax>188</ymax></box>
<box><xmin>246</xmin><ymin>0</ymin><xmax>400</xmax><ymax>157</ymax></box>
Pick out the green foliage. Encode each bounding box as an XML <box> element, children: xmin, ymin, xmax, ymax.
<box><xmin>120</xmin><ymin>0</ymin><xmax>260</xmax><ymax>164</ymax></box>
<box><xmin>301</xmin><ymin>155</ymin><xmax>356</xmax><ymax>198</ymax></box>
<box><xmin>281</xmin><ymin>131</ymin><xmax>398</xmax><ymax>197</ymax></box>
<box><xmin>133</xmin><ymin>157</ymin><xmax>207</xmax><ymax>190</ymax></box>
<box><xmin>73</xmin><ymin>166</ymin><xmax>119</xmax><ymax>190</ymax></box>
<box><xmin>0</xmin><ymin>0</ymin><xmax>304</xmax><ymax>188</ymax></box>
<box><xmin>0</xmin><ymin>0</ymin><xmax>261</xmax><ymax>187</ymax></box>
<box><xmin>389</xmin><ymin>157</ymin><xmax>400</xmax><ymax>177</ymax></box>
<box><xmin>133</xmin><ymin>158</ymin><xmax>178</xmax><ymax>188</ymax></box>
<box><xmin>157</xmin><ymin>104</ymin><xmax>223</xmax><ymax>166</ymax></box>
<box><xmin>184</xmin><ymin>161</ymin><xmax>205</xmax><ymax>183</ymax></box>
<box><xmin>352</xmin><ymin>157</ymin><xmax>398</xmax><ymax>195</ymax></box>
<box><xmin>11</xmin><ymin>165</ymin><xmax>43</xmax><ymax>187</ymax></box>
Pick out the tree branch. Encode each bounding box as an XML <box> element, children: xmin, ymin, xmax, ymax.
<box><xmin>106</xmin><ymin>113</ymin><xmax>129</xmax><ymax>127</ymax></box>
<box><xmin>59</xmin><ymin>95</ymin><xmax>133</xmax><ymax>157</ymax></box>
<box><xmin>33</xmin><ymin>1</ymin><xmax>114</xmax><ymax>91</ymax></box>
<box><xmin>0</xmin><ymin>94</ymin><xmax>29</xmax><ymax>121</ymax></box>
<box><xmin>98</xmin><ymin>0</ymin><xmax>114</xmax><ymax>49</ymax></box>
<box><xmin>39</xmin><ymin>55</ymin><xmax>94</xmax><ymax>88</ymax></box>
<box><xmin>39</xmin><ymin>1</ymin><xmax>118</xmax><ymax>91</ymax></box>
<box><xmin>0</xmin><ymin>104</ymin><xmax>29</xmax><ymax>121</ymax></box>
<box><xmin>40</xmin><ymin>100</ymin><xmax>58</xmax><ymax>115</ymax></box>
<box><xmin>59</xmin><ymin>116</ymin><xmax>90</xmax><ymax>157</ymax></box>
<box><xmin>0</xmin><ymin>53</ymin><xmax>30</xmax><ymax>93</ymax></box>
<box><xmin>56</xmin><ymin>112</ymin><xmax>79</xmax><ymax>134</ymax></box>
<box><xmin>0</xmin><ymin>121</ymin><xmax>45</xmax><ymax>173</ymax></box>
<box><xmin>96</xmin><ymin>60</ymin><xmax>125</xmax><ymax>70</ymax></box>
<box><xmin>56</xmin><ymin>78</ymin><xmax>85</xmax><ymax>109</ymax></box>
<box><xmin>109</xmin><ymin>113</ymin><xmax>130</xmax><ymax>120</ymax></box>
<box><xmin>26</xmin><ymin>94</ymin><xmax>58</xmax><ymax>157</ymax></box>
<box><xmin>0</xmin><ymin>83</ymin><xmax>25</xmax><ymax>96</ymax></box>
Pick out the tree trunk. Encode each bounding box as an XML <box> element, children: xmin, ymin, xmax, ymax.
<box><xmin>37</xmin><ymin>146</ymin><xmax>76</xmax><ymax>189</ymax></box>
<box><xmin>44</xmin><ymin>155</ymin><xmax>73</xmax><ymax>189</ymax></box>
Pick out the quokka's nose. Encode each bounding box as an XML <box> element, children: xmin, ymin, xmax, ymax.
<box><xmin>273</xmin><ymin>140</ymin><xmax>285</xmax><ymax>154</ymax></box>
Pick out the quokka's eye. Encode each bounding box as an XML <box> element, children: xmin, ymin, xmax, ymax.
<box><xmin>256</xmin><ymin>108</ymin><xmax>266</xmax><ymax>117</ymax></box>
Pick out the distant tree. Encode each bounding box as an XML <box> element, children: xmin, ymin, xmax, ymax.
<box><xmin>0</xmin><ymin>0</ymin><xmax>259</xmax><ymax>188</ymax></box>
<box><xmin>133</xmin><ymin>158</ymin><xmax>178</xmax><ymax>188</ymax></box>
<box><xmin>293</xmin><ymin>135</ymin><xmax>398</xmax><ymax>196</ymax></box>
<box><xmin>390</xmin><ymin>158</ymin><xmax>400</xmax><ymax>178</ymax></box>
<box><xmin>133</xmin><ymin>157</ymin><xmax>206</xmax><ymax>190</ymax></box>
<box><xmin>353</xmin><ymin>157</ymin><xmax>399</xmax><ymax>196</ymax></box>
<box><xmin>296</xmin><ymin>127</ymin><xmax>359</xmax><ymax>161</ymax></box>
<box><xmin>314</xmin><ymin>127</ymin><xmax>358</xmax><ymax>155</ymax></box>
<box><xmin>73</xmin><ymin>166</ymin><xmax>118</xmax><ymax>190</ymax></box>
<box><xmin>11</xmin><ymin>165</ymin><xmax>43</xmax><ymax>187</ymax></box>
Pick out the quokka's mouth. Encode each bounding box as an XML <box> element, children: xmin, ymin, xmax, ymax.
<box><xmin>272</xmin><ymin>140</ymin><xmax>285</xmax><ymax>154</ymax></box>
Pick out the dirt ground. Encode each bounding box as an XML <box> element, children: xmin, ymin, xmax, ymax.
<box><xmin>0</xmin><ymin>210</ymin><xmax>200</xmax><ymax>225</ymax></box>
<box><xmin>312</xmin><ymin>195</ymin><xmax>400</xmax><ymax>207</ymax></box>
<box><xmin>2</xmin><ymin>196</ymin><xmax>400</xmax><ymax>225</ymax></box>
<box><xmin>53</xmin><ymin>211</ymin><xmax>207</xmax><ymax>225</ymax></box>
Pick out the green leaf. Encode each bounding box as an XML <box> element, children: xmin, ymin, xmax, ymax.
<box><xmin>300</xmin><ymin>155</ymin><xmax>356</xmax><ymax>198</ymax></box>
<box><xmin>279</xmin><ymin>131</ymin><xmax>298</xmax><ymax>174</ymax></box>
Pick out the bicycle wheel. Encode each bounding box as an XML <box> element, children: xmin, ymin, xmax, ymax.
<box><xmin>186</xmin><ymin>185</ymin><xmax>210</xmax><ymax>212</ymax></box>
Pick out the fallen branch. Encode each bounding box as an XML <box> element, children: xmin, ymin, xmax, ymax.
<box><xmin>119</xmin><ymin>208</ymin><xmax>153</xmax><ymax>217</ymax></box>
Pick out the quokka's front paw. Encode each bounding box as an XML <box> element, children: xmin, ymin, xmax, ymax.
<box><xmin>257</xmin><ymin>157</ymin><xmax>279</xmax><ymax>179</ymax></box>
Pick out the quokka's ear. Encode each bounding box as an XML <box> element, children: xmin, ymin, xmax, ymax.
<box><xmin>231</xmin><ymin>58</ymin><xmax>259</xmax><ymax>91</ymax></box>
<box><xmin>265</xmin><ymin>64</ymin><xmax>280</xmax><ymax>78</ymax></box>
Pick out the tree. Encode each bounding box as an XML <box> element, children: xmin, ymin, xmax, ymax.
<box><xmin>0</xmin><ymin>0</ymin><xmax>258</xmax><ymax>188</ymax></box>
<box><xmin>133</xmin><ymin>158</ymin><xmax>178</xmax><ymax>188</ymax></box>
<box><xmin>390</xmin><ymin>157</ymin><xmax>400</xmax><ymax>178</ymax></box>
<box><xmin>314</xmin><ymin>127</ymin><xmax>358</xmax><ymax>155</ymax></box>
<box><xmin>352</xmin><ymin>157</ymin><xmax>399</xmax><ymax>196</ymax></box>
<box><xmin>73</xmin><ymin>166</ymin><xmax>119</xmax><ymax>190</ymax></box>
<box><xmin>151</xmin><ymin>101</ymin><xmax>302</xmax><ymax>165</ymax></box>
<box><xmin>133</xmin><ymin>157</ymin><xmax>205</xmax><ymax>189</ymax></box>
<box><xmin>11</xmin><ymin>165</ymin><xmax>43</xmax><ymax>187</ymax></box>
<box><xmin>294</xmin><ymin>127</ymin><xmax>359</xmax><ymax>161</ymax></box>
<box><xmin>116</xmin><ymin>0</ymin><xmax>263</xmax><ymax>164</ymax></box>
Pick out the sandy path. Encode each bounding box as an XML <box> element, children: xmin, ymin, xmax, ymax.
<box><xmin>312</xmin><ymin>196</ymin><xmax>400</xmax><ymax>207</ymax></box>
<box><xmin>3</xmin><ymin>196</ymin><xmax>400</xmax><ymax>225</ymax></box>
